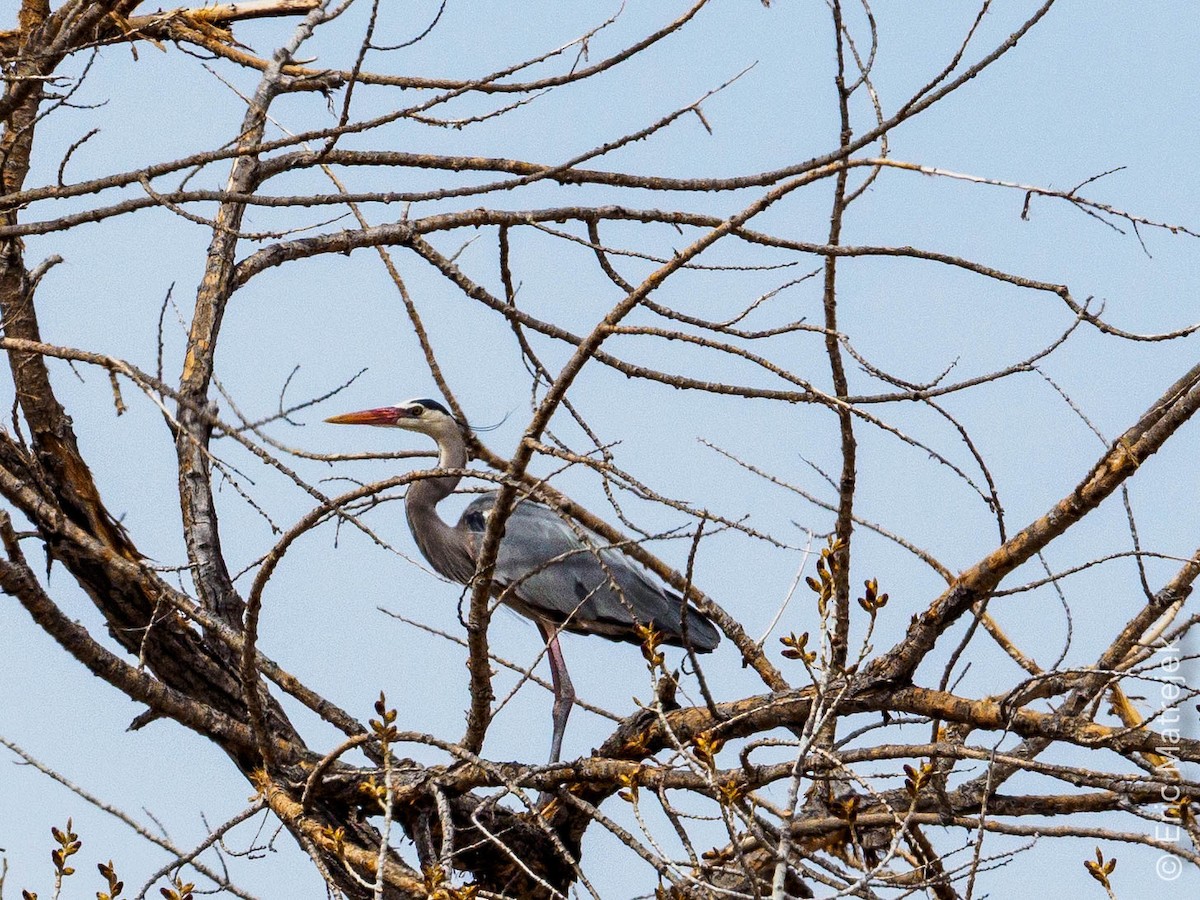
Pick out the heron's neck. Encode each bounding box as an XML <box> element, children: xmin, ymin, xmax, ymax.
<box><xmin>405</xmin><ymin>427</ymin><xmax>470</xmax><ymax>579</ymax></box>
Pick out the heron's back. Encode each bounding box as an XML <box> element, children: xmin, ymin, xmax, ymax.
<box><xmin>458</xmin><ymin>494</ymin><xmax>720</xmax><ymax>652</ymax></box>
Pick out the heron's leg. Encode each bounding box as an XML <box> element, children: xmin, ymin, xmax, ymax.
<box><xmin>538</xmin><ymin>623</ymin><xmax>575</xmax><ymax>764</ymax></box>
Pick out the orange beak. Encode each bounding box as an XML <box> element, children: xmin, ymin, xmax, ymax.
<box><xmin>324</xmin><ymin>406</ymin><xmax>405</xmax><ymax>426</ymax></box>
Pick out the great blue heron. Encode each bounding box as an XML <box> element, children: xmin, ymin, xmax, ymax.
<box><xmin>326</xmin><ymin>398</ymin><xmax>720</xmax><ymax>763</ymax></box>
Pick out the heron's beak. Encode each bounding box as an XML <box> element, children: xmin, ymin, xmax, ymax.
<box><xmin>324</xmin><ymin>406</ymin><xmax>404</xmax><ymax>426</ymax></box>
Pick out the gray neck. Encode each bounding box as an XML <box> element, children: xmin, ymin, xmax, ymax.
<box><xmin>405</xmin><ymin>425</ymin><xmax>474</xmax><ymax>582</ymax></box>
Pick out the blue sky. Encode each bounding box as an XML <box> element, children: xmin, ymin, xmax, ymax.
<box><xmin>2</xmin><ymin>1</ymin><xmax>1199</xmax><ymax>896</ymax></box>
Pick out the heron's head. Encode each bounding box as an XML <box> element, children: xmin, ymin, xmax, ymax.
<box><xmin>325</xmin><ymin>398</ymin><xmax>461</xmax><ymax>440</ymax></box>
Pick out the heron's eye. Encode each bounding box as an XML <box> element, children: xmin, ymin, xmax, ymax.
<box><xmin>407</xmin><ymin>405</ymin><xmax>425</xmax><ymax>417</ymax></box>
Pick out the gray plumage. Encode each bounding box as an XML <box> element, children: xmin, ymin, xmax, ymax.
<box><xmin>326</xmin><ymin>397</ymin><xmax>720</xmax><ymax>762</ymax></box>
<box><xmin>458</xmin><ymin>493</ymin><xmax>720</xmax><ymax>650</ymax></box>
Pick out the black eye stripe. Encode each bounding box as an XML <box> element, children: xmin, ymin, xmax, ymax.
<box><xmin>411</xmin><ymin>398</ymin><xmax>451</xmax><ymax>416</ymax></box>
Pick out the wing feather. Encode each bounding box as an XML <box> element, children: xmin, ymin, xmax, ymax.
<box><xmin>458</xmin><ymin>494</ymin><xmax>719</xmax><ymax>651</ymax></box>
